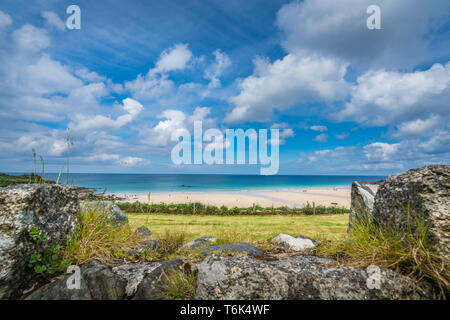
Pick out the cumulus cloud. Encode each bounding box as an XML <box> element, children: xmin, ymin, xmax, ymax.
<box><xmin>310</xmin><ymin>125</ymin><xmax>327</xmax><ymax>132</ymax></box>
<box><xmin>0</xmin><ymin>10</ymin><xmax>12</xmax><ymax>29</ymax></box>
<box><xmin>338</xmin><ymin>62</ymin><xmax>450</xmax><ymax>127</ymax></box>
<box><xmin>142</xmin><ymin>106</ymin><xmax>215</xmax><ymax>148</ymax></box>
<box><xmin>314</xmin><ymin>133</ymin><xmax>328</xmax><ymax>142</ymax></box>
<box><xmin>71</xmin><ymin>98</ymin><xmax>144</xmax><ymax>132</ymax></box>
<box><xmin>41</xmin><ymin>11</ymin><xmax>66</xmax><ymax>31</ymax></box>
<box><xmin>13</xmin><ymin>24</ymin><xmax>50</xmax><ymax>51</ymax></box>
<box><xmin>204</xmin><ymin>49</ymin><xmax>232</xmax><ymax>88</ymax></box>
<box><xmin>271</xmin><ymin>123</ymin><xmax>295</xmax><ymax>145</ymax></box>
<box><xmin>125</xmin><ymin>44</ymin><xmax>194</xmax><ymax>101</ymax></box>
<box><xmin>151</xmin><ymin>43</ymin><xmax>193</xmax><ymax>74</ymax></box>
<box><xmin>363</xmin><ymin>142</ymin><xmax>400</xmax><ymax>161</ymax></box>
<box><xmin>118</xmin><ymin>156</ymin><xmax>148</xmax><ymax>166</ymax></box>
<box><xmin>276</xmin><ymin>0</ymin><xmax>450</xmax><ymax>69</ymax></box>
<box><xmin>226</xmin><ymin>54</ymin><xmax>349</xmax><ymax>123</ymax></box>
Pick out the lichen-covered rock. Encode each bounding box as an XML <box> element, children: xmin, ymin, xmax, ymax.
<box><xmin>128</xmin><ymin>240</ymin><xmax>159</xmax><ymax>256</ymax></box>
<box><xmin>271</xmin><ymin>234</ymin><xmax>316</xmax><ymax>252</ymax></box>
<box><xmin>348</xmin><ymin>182</ymin><xmax>376</xmax><ymax>233</ymax></box>
<box><xmin>195</xmin><ymin>255</ymin><xmax>437</xmax><ymax>300</ymax></box>
<box><xmin>80</xmin><ymin>201</ymin><xmax>128</xmax><ymax>226</ymax></box>
<box><xmin>181</xmin><ymin>236</ymin><xmax>217</xmax><ymax>250</ymax></box>
<box><xmin>136</xmin><ymin>226</ymin><xmax>152</xmax><ymax>237</ymax></box>
<box><xmin>25</xmin><ymin>260</ymin><xmax>127</xmax><ymax>300</ymax></box>
<box><xmin>112</xmin><ymin>261</ymin><xmax>161</xmax><ymax>298</ymax></box>
<box><xmin>0</xmin><ymin>184</ymin><xmax>81</xmax><ymax>299</ymax></box>
<box><xmin>373</xmin><ymin>165</ymin><xmax>449</xmax><ymax>256</ymax></box>
<box><xmin>200</xmin><ymin>242</ymin><xmax>263</xmax><ymax>257</ymax></box>
<box><xmin>133</xmin><ymin>258</ymin><xmax>185</xmax><ymax>300</ymax></box>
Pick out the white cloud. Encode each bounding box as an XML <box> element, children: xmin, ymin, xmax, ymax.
<box><xmin>337</xmin><ymin>62</ymin><xmax>450</xmax><ymax>127</ymax></box>
<box><xmin>72</xmin><ymin>98</ymin><xmax>144</xmax><ymax>132</ymax></box>
<box><xmin>204</xmin><ymin>49</ymin><xmax>232</xmax><ymax>88</ymax></box>
<box><xmin>363</xmin><ymin>142</ymin><xmax>400</xmax><ymax>161</ymax></box>
<box><xmin>336</xmin><ymin>132</ymin><xmax>349</xmax><ymax>139</ymax></box>
<box><xmin>310</xmin><ymin>125</ymin><xmax>327</xmax><ymax>132</ymax></box>
<box><xmin>25</xmin><ymin>55</ymin><xmax>83</xmax><ymax>95</ymax></box>
<box><xmin>393</xmin><ymin>115</ymin><xmax>442</xmax><ymax>139</ymax></box>
<box><xmin>151</xmin><ymin>43</ymin><xmax>193</xmax><ymax>74</ymax></box>
<box><xmin>142</xmin><ymin>106</ymin><xmax>215</xmax><ymax>148</ymax></box>
<box><xmin>0</xmin><ymin>10</ymin><xmax>12</xmax><ymax>29</ymax></box>
<box><xmin>119</xmin><ymin>156</ymin><xmax>148</xmax><ymax>166</ymax></box>
<box><xmin>41</xmin><ymin>11</ymin><xmax>66</xmax><ymax>32</ymax></box>
<box><xmin>276</xmin><ymin>0</ymin><xmax>450</xmax><ymax>69</ymax></box>
<box><xmin>226</xmin><ymin>54</ymin><xmax>349</xmax><ymax>123</ymax></box>
<box><xmin>13</xmin><ymin>24</ymin><xmax>50</xmax><ymax>51</ymax></box>
<box><xmin>314</xmin><ymin>133</ymin><xmax>328</xmax><ymax>142</ymax></box>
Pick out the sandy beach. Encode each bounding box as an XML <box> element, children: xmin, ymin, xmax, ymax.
<box><xmin>120</xmin><ymin>188</ymin><xmax>351</xmax><ymax>208</ymax></box>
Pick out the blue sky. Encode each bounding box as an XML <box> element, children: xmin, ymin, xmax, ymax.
<box><xmin>0</xmin><ymin>0</ymin><xmax>449</xmax><ymax>175</ymax></box>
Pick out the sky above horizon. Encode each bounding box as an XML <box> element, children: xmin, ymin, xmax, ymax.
<box><xmin>0</xmin><ymin>0</ymin><xmax>449</xmax><ymax>175</ymax></box>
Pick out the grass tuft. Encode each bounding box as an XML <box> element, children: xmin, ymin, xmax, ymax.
<box><xmin>316</xmin><ymin>210</ymin><xmax>449</xmax><ymax>296</ymax></box>
<box><xmin>160</xmin><ymin>270</ymin><xmax>198</xmax><ymax>300</ymax></box>
<box><xmin>62</xmin><ymin>206</ymin><xmax>141</xmax><ymax>265</ymax></box>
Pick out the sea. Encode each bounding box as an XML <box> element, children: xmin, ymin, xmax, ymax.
<box><xmin>31</xmin><ymin>173</ymin><xmax>386</xmax><ymax>195</ymax></box>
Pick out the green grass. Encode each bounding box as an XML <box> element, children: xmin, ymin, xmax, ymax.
<box><xmin>0</xmin><ymin>173</ymin><xmax>55</xmax><ymax>187</ymax></box>
<box><xmin>62</xmin><ymin>206</ymin><xmax>142</xmax><ymax>265</ymax></box>
<box><xmin>127</xmin><ymin>213</ymin><xmax>349</xmax><ymax>244</ymax></box>
<box><xmin>316</xmin><ymin>212</ymin><xmax>449</xmax><ymax>296</ymax></box>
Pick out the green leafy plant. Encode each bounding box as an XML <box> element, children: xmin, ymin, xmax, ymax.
<box><xmin>28</xmin><ymin>227</ymin><xmax>70</xmax><ymax>276</ymax></box>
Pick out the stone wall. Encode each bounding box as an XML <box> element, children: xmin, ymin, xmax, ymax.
<box><xmin>0</xmin><ymin>184</ymin><xmax>81</xmax><ymax>299</ymax></box>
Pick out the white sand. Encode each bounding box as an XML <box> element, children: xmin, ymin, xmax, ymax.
<box><xmin>120</xmin><ymin>188</ymin><xmax>350</xmax><ymax>209</ymax></box>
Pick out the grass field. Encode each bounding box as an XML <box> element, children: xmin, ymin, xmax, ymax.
<box><xmin>127</xmin><ymin>213</ymin><xmax>349</xmax><ymax>244</ymax></box>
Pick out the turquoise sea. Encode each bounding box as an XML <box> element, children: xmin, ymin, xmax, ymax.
<box><xmin>34</xmin><ymin>173</ymin><xmax>385</xmax><ymax>194</ymax></box>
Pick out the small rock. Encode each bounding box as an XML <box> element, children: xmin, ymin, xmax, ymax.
<box><xmin>136</xmin><ymin>226</ymin><xmax>152</xmax><ymax>237</ymax></box>
<box><xmin>181</xmin><ymin>236</ymin><xmax>217</xmax><ymax>250</ymax></box>
<box><xmin>112</xmin><ymin>261</ymin><xmax>161</xmax><ymax>298</ymax></box>
<box><xmin>80</xmin><ymin>201</ymin><xmax>128</xmax><ymax>226</ymax></box>
<box><xmin>128</xmin><ymin>240</ymin><xmax>159</xmax><ymax>256</ymax></box>
<box><xmin>271</xmin><ymin>233</ymin><xmax>316</xmax><ymax>252</ymax></box>
<box><xmin>200</xmin><ymin>242</ymin><xmax>263</xmax><ymax>257</ymax></box>
<box><xmin>26</xmin><ymin>260</ymin><xmax>127</xmax><ymax>300</ymax></box>
<box><xmin>133</xmin><ymin>258</ymin><xmax>185</xmax><ymax>300</ymax></box>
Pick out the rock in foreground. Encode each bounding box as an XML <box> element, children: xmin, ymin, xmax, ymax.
<box><xmin>200</xmin><ymin>242</ymin><xmax>263</xmax><ymax>257</ymax></box>
<box><xmin>181</xmin><ymin>236</ymin><xmax>217</xmax><ymax>250</ymax></box>
<box><xmin>373</xmin><ymin>165</ymin><xmax>449</xmax><ymax>256</ymax></box>
<box><xmin>195</xmin><ymin>255</ymin><xmax>437</xmax><ymax>300</ymax></box>
<box><xmin>271</xmin><ymin>234</ymin><xmax>316</xmax><ymax>252</ymax></box>
<box><xmin>80</xmin><ymin>201</ymin><xmax>128</xmax><ymax>226</ymax></box>
<box><xmin>0</xmin><ymin>184</ymin><xmax>81</xmax><ymax>299</ymax></box>
<box><xmin>348</xmin><ymin>181</ymin><xmax>376</xmax><ymax>233</ymax></box>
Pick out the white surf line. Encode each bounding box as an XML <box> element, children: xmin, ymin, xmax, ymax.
<box><xmin>228</xmin><ymin>191</ymin><xmax>304</xmax><ymax>209</ymax></box>
<box><xmin>275</xmin><ymin>190</ymin><xmax>349</xmax><ymax>199</ymax></box>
